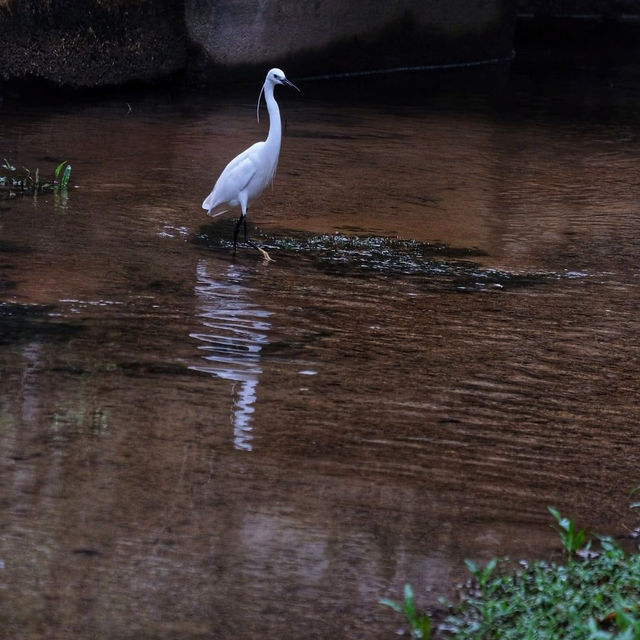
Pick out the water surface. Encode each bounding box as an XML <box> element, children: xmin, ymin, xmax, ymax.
<box><xmin>2</xmin><ymin>53</ymin><xmax>640</xmax><ymax>639</ymax></box>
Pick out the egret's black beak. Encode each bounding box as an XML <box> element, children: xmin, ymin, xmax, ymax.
<box><xmin>283</xmin><ymin>78</ymin><xmax>301</xmax><ymax>92</ymax></box>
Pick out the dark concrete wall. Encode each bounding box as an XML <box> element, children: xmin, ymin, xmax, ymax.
<box><xmin>0</xmin><ymin>0</ymin><xmax>517</xmax><ymax>89</ymax></box>
<box><xmin>0</xmin><ymin>0</ymin><xmax>187</xmax><ymax>87</ymax></box>
<box><xmin>516</xmin><ymin>0</ymin><xmax>640</xmax><ymax>53</ymax></box>
<box><xmin>518</xmin><ymin>0</ymin><xmax>640</xmax><ymax>17</ymax></box>
<box><xmin>185</xmin><ymin>0</ymin><xmax>516</xmax><ymax>78</ymax></box>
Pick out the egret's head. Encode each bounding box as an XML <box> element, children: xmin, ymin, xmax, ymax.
<box><xmin>257</xmin><ymin>68</ymin><xmax>300</xmax><ymax>122</ymax></box>
<box><xmin>266</xmin><ymin>68</ymin><xmax>300</xmax><ymax>92</ymax></box>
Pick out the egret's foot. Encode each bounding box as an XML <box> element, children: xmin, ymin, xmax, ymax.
<box><xmin>246</xmin><ymin>237</ymin><xmax>273</xmax><ymax>261</ymax></box>
<box><xmin>257</xmin><ymin>247</ymin><xmax>273</xmax><ymax>262</ymax></box>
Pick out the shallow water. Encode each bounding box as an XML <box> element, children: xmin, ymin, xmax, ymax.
<box><xmin>2</xmin><ymin>52</ymin><xmax>640</xmax><ymax>639</ymax></box>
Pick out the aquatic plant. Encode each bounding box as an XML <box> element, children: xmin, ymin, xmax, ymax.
<box><xmin>380</xmin><ymin>583</ymin><xmax>432</xmax><ymax>639</ymax></box>
<box><xmin>548</xmin><ymin>506</ymin><xmax>589</xmax><ymax>557</ymax></box>
<box><xmin>444</xmin><ymin>533</ymin><xmax>640</xmax><ymax>640</ymax></box>
<box><xmin>0</xmin><ymin>158</ymin><xmax>71</xmax><ymax>196</ymax></box>
<box><xmin>54</xmin><ymin>160</ymin><xmax>72</xmax><ymax>190</ymax></box>
<box><xmin>382</xmin><ymin>508</ymin><xmax>640</xmax><ymax>639</ymax></box>
<box><xmin>464</xmin><ymin>558</ymin><xmax>498</xmax><ymax>591</ymax></box>
<box><xmin>629</xmin><ymin>486</ymin><xmax>640</xmax><ymax>512</ymax></box>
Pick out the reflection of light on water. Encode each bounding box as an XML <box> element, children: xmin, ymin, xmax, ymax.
<box><xmin>190</xmin><ymin>260</ymin><xmax>271</xmax><ymax>451</ymax></box>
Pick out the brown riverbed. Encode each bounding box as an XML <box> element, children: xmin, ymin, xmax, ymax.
<box><xmin>2</xmin><ymin>53</ymin><xmax>640</xmax><ymax>639</ymax></box>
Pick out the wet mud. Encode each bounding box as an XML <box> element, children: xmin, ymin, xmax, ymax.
<box><xmin>2</xmin><ymin>55</ymin><xmax>640</xmax><ymax>639</ymax></box>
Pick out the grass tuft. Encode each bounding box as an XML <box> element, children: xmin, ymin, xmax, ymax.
<box><xmin>380</xmin><ymin>583</ymin><xmax>432</xmax><ymax>639</ymax></box>
<box><xmin>381</xmin><ymin>508</ymin><xmax>640</xmax><ymax>639</ymax></box>
<box><xmin>1</xmin><ymin>158</ymin><xmax>71</xmax><ymax>197</ymax></box>
<box><xmin>548</xmin><ymin>505</ymin><xmax>589</xmax><ymax>557</ymax></box>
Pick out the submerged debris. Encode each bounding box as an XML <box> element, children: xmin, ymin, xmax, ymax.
<box><xmin>0</xmin><ymin>302</ymin><xmax>80</xmax><ymax>344</ymax></box>
<box><xmin>197</xmin><ymin>225</ymin><xmax>557</xmax><ymax>293</ymax></box>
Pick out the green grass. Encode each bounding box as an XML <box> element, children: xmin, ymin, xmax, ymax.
<box><xmin>1</xmin><ymin>158</ymin><xmax>71</xmax><ymax>195</ymax></box>
<box><xmin>549</xmin><ymin>505</ymin><xmax>588</xmax><ymax>557</ymax></box>
<box><xmin>445</xmin><ymin>538</ymin><xmax>640</xmax><ymax>639</ymax></box>
<box><xmin>380</xmin><ymin>583</ymin><xmax>432</xmax><ymax>639</ymax></box>
<box><xmin>381</xmin><ymin>509</ymin><xmax>640</xmax><ymax>640</ymax></box>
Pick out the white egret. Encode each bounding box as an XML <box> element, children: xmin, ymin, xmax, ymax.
<box><xmin>202</xmin><ymin>68</ymin><xmax>300</xmax><ymax>261</ymax></box>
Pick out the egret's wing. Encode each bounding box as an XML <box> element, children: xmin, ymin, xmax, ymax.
<box><xmin>202</xmin><ymin>143</ymin><xmax>263</xmax><ymax>216</ymax></box>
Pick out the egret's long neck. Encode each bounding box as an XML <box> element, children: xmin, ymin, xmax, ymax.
<box><xmin>263</xmin><ymin>83</ymin><xmax>282</xmax><ymax>152</ymax></box>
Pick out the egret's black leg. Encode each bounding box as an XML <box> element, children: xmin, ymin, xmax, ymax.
<box><xmin>232</xmin><ymin>215</ymin><xmax>244</xmax><ymax>253</ymax></box>
<box><xmin>242</xmin><ymin>213</ymin><xmax>272</xmax><ymax>261</ymax></box>
<box><xmin>243</xmin><ymin>215</ymin><xmax>249</xmax><ymax>244</ymax></box>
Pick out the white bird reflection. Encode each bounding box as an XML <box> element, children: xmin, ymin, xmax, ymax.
<box><xmin>190</xmin><ymin>260</ymin><xmax>272</xmax><ymax>451</ymax></box>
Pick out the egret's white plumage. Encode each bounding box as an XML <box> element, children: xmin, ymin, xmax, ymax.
<box><xmin>202</xmin><ymin>68</ymin><xmax>299</xmax><ymax>261</ymax></box>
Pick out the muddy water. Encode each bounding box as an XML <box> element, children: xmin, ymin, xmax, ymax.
<box><xmin>2</xmin><ymin>57</ymin><xmax>640</xmax><ymax>639</ymax></box>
